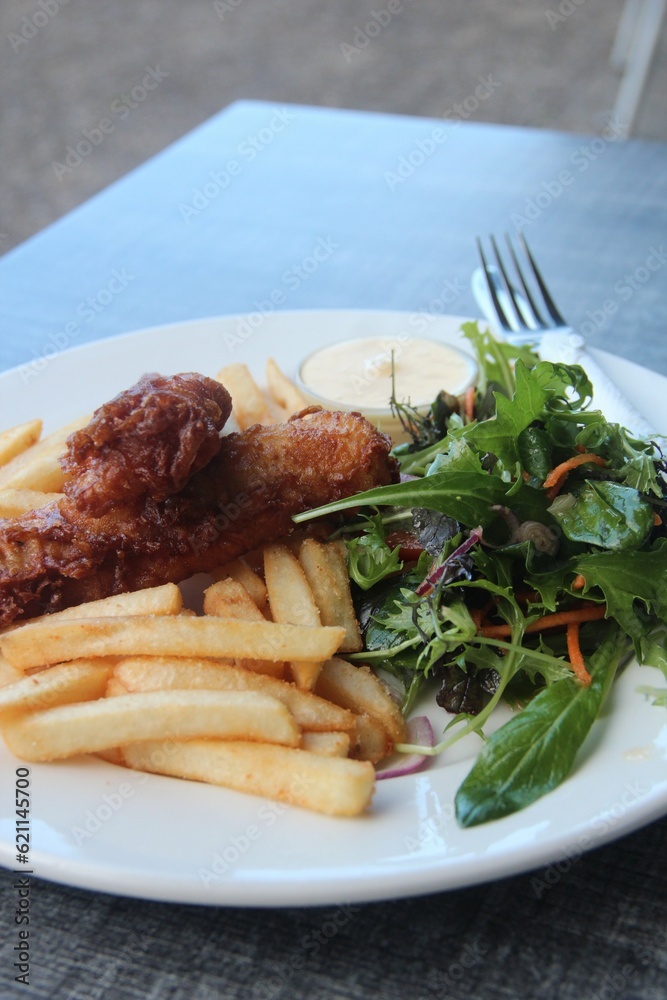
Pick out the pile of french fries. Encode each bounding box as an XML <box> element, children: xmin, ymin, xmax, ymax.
<box><xmin>0</xmin><ymin>360</ymin><xmax>407</xmax><ymax>817</ymax></box>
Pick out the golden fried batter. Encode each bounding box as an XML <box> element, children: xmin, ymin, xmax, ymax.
<box><xmin>0</xmin><ymin>376</ymin><xmax>398</xmax><ymax>625</ymax></box>
<box><xmin>63</xmin><ymin>372</ymin><xmax>232</xmax><ymax>515</ymax></box>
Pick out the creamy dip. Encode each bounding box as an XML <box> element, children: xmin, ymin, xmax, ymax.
<box><xmin>298</xmin><ymin>337</ymin><xmax>476</xmax><ymax>409</ymax></box>
<box><xmin>297</xmin><ymin>336</ymin><xmax>477</xmax><ymax>443</ymax></box>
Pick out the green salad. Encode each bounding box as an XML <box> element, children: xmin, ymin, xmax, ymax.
<box><xmin>294</xmin><ymin>323</ymin><xmax>667</xmax><ymax>827</ymax></box>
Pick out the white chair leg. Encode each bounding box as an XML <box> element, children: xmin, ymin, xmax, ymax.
<box><xmin>611</xmin><ymin>0</ymin><xmax>666</xmax><ymax>137</ymax></box>
<box><xmin>610</xmin><ymin>0</ymin><xmax>644</xmax><ymax>70</ymax></box>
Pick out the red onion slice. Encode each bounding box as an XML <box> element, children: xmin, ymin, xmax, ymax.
<box><xmin>376</xmin><ymin>715</ymin><xmax>434</xmax><ymax>779</ymax></box>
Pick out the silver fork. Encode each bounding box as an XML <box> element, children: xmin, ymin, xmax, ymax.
<box><xmin>471</xmin><ymin>233</ymin><xmax>659</xmax><ymax>441</ymax></box>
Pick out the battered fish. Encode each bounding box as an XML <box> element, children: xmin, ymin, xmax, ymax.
<box><xmin>0</xmin><ymin>373</ymin><xmax>398</xmax><ymax>625</ymax></box>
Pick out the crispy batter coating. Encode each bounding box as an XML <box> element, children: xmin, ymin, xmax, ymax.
<box><xmin>0</xmin><ymin>392</ymin><xmax>398</xmax><ymax>625</ymax></box>
<box><xmin>63</xmin><ymin>373</ymin><xmax>232</xmax><ymax>516</ymax></box>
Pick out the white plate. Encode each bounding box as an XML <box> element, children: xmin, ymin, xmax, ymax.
<box><xmin>1</xmin><ymin>310</ymin><xmax>666</xmax><ymax>907</ymax></box>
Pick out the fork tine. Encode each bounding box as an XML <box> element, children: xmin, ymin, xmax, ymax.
<box><xmin>517</xmin><ymin>232</ymin><xmax>567</xmax><ymax>327</ymax></box>
<box><xmin>504</xmin><ymin>233</ymin><xmax>546</xmax><ymax>327</ymax></box>
<box><xmin>490</xmin><ymin>235</ymin><xmax>531</xmax><ymax>329</ymax></box>
<box><xmin>475</xmin><ymin>237</ymin><xmax>513</xmax><ymax>333</ymax></box>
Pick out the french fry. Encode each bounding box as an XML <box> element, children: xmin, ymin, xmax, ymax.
<box><xmin>263</xmin><ymin>543</ymin><xmax>323</xmax><ymax>690</ymax></box>
<box><xmin>0</xmin><ymin>690</ymin><xmax>300</xmax><ymax>762</ymax></box>
<box><xmin>98</xmin><ymin>668</ymin><xmax>128</xmax><ymax>764</ymax></box>
<box><xmin>0</xmin><ymin>366</ymin><xmax>405</xmax><ymax>819</ymax></box>
<box><xmin>96</xmin><ymin>746</ymin><xmax>126</xmax><ymax>766</ymax></box>
<box><xmin>1</xmin><ymin>616</ymin><xmax>346</xmax><ymax>671</ymax></box>
<box><xmin>203</xmin><ymin>579</ymin><xmax>282</xmax><ymax>677</ymax></box>
<box><xmin>349</xmin><ymin>713</ymin><xmax>393</xmax><ymax>764</ymax></box>
<box><xmin>0</xmin><ymin>661</ymin><xmax>111</xmax><ymax>718</ymax></box>
<box><xmin>12</xmin><ymin>584</ymin><xmax>183</xmax><ymax>637</ymax></box>
<box><xmin>298</xmin><ymin>539</ymin><xmax>363</xmax><ymax>652</ymax></box>
<box><xmin>0</xmin><ymin>654</ymin><xmax>22</xmax><ymax>689</ymax></box>
<box><xmin>0</xmin><ymin>488</ymin><xmax>62</xmax><ymax>518</ymax></box>
<box><xmin>0</xmin><ymin>415</ymin><xmax>89</xmax><ymax>492</ymax></box>
<box><xmin>263</xmin><ymin>544</ymin><xmax>321</xmax><ymax>626</ymax></box>
<box><xmin>113</xmin><ymin>656</ymin><xmax>355</xmax><ymax>732</ymax></box>
<box><xmin>315</xmin><ymin>658</ymin><xmax>407</xmax><ymax>744</ymax></box>
<box><xmin>300</xmin><ymin>731</ymin><xmax>351</xmax><ymax>758</ymax></box>
<box><xmin>0</xmin><ymin>420</ymin><xmax>42</xmax><ymax>468</ymax></box>
<box><xmin>105</xmin><ymin>676</ymin><xmax>130</xmax><ymax>697</ymax></box>
<box><xmin>216</xmin><ymin>363</ymin><xmax>273</xmax><ymax>429</ymax></box>
<box><xmin>265</xmin><ymin>358</ymin><xmax>308</xmax><ymax>417</ymax></box>
<box><xmin>209</xmin><ymin>557</ymin><xmax>269</xmax><ymax>614</ymax></box>
<box><xmin>204</xmin><ymin>577</ymin><xmax>285</xmax><ymax>677</ymax></box>
<box><xmin>203</xmin><ymin>578</ymin><xmax>265</xmax><ymax>621</ymax></box>
<box><xmin>122</xmin><ymin>739</ymin><xmax>375</xmax><ymax>817</ymax></box>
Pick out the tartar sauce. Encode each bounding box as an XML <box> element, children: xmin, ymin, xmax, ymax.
<box><xmin>297</xmin><ymin>336</ymin><xmax>476</xmax><ymax>441</ymax></box>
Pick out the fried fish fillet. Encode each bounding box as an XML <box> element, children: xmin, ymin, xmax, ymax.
<box><xmin>62</xmin><ymin>372</ymin><xmax>232</xmax><ymax>515</ymax></box>
<box><xmin>0</xmin><ymin>375</ymin><xmax>398</xmax><ymax>625</ymax></box>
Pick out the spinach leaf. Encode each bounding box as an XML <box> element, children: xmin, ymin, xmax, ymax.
<box><xmin>575</xmin><ymin>414</ymin><xmax>664</xmax><ymax>496</ymax></box>
<box><xmin>518</xmin><ymin>425</ymin><xmax>553</xmax><ymax>482</ymax></box>
<box><xmin>434</xmin><ymin>661</ymin><xmax>499</xmax><ymax>715</ymax></box>
<box><xmin>455</xmin><ymin>623</ymin><xmax>625</xmax><ymax>826</ymax></box>
<box><xmin>412</xmin><ymin>508</ymin><xmax>459</xmax><ymax>555</ymax></box>
<box><xmin>549</xmin><ymin>480</ymin><xmax>654</xmax><ymax>551</ymax></box>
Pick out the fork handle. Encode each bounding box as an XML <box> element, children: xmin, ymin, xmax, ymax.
<box><xmin>537</xmin><ymin>331</ymin><xmax>661</xmax><ymax>441</ymax></box>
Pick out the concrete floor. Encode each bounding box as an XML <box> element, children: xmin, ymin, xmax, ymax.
<box><xmin>1</xmin><ymin>0</ymin><xmax>665</xmax><ymax>254</ymax></box>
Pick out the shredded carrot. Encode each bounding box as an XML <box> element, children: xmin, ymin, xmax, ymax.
<box><xmin>464</xmin><ymin>385</ymin><xmax>475</xmax><ymax>423</ymax></box>
<box><xmin>571</xmin><ymin>574</ymin><xmax>586</xmax><ymax>590</ymax></box>
<box><xmin>575</xmin><ymin>444</ymin><xmax>587</xmax><ymax>454</ymax></box>
<box><xmin>521</xmin><ymin>469</ymin><xmax>531</xmax><ymax>482</ymax></box>
<box><xmin>543</xmin><ymin>452</ymin><xmax>607</xmax><ymax>494</ymax></box>
<box><xmin>566</xmin><ymin>621</ymin><xmax>592</xmax><ymax>686</ymax></box>
<box><xmin>654</xmin><ymin>512</ymin><xmax>662</xmax><ymax>526</ymax></box>
<box><xmin>513</xmin><ymin>589</ymin><xmax>541</xmax><ymax>604</ymax></box>
<box><xmin>478</xmin><ymin>602</ymin><xmax>606</xmax><ymax>639</ymax></box>
<box><xmin>470</xmin><ymin>608</ymin><xmax>484</xmax><ymax>629</ymax></box>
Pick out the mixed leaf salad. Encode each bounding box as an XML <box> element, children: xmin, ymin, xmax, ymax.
<box><xmin>294</xmin><ymin>323</ymin><xmax>667</xmax><ymax>827</ymax></box>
